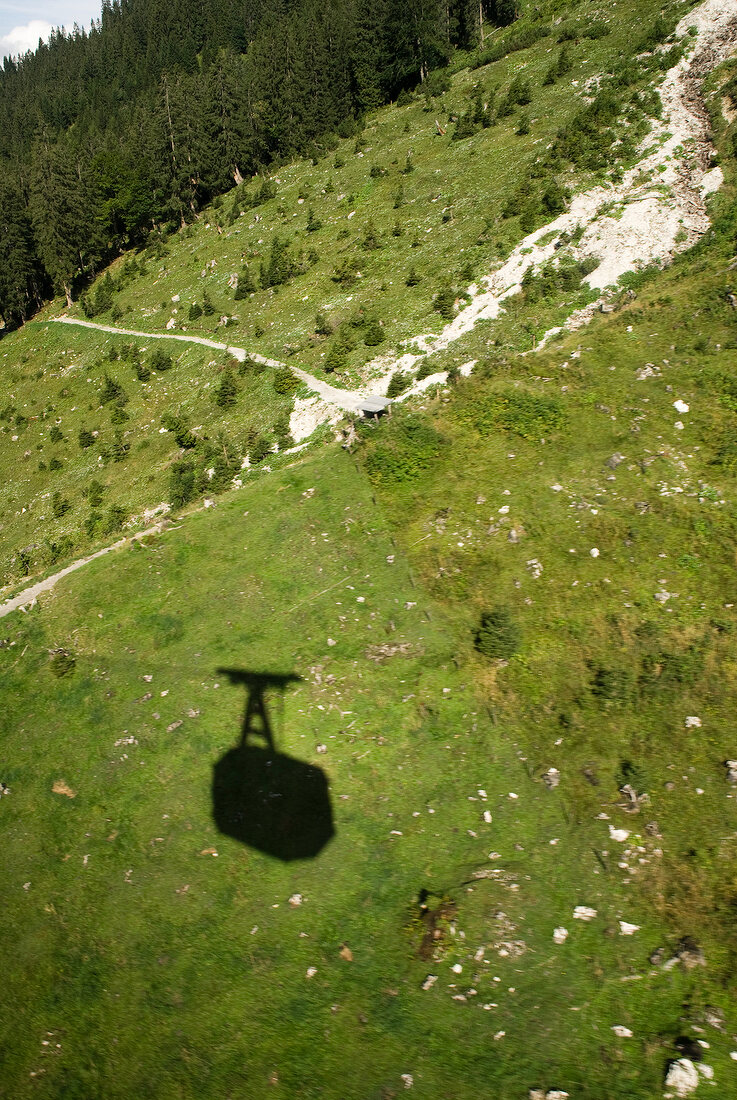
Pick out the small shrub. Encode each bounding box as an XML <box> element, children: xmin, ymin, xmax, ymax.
<box><xmin>78</xmin><ymin>428</ymin><xmax>95</xmax><ymax>449</ymax></box>
<box><xmin>51</xmin><ymin>491</ymin><xmax>70</xmax><ymax>518</ymax></box>
<box><xmin>132</xmin><ymin>360</ymin><xmax>151</xmax><ymax>381</ymax></box>
<box><xmin>86</xmin><ymin>479</ymin><xmax>105</xmax><ymax>507</ymax></box>
<box><xmin>475</xmin><ymin>607</ymin><xmax>520</xmax><ymax>659</ymax></box>
<box><xmin>214</xmin><ymin>369</ymin><xmax>238</xmax><ymax>409</ymax></box>
<box><xmin>161</xmin><ymin>413</ymin><xmax>197</xmax><ymax>449</ymax></box>
<box><xmin>169</xmin><ymin>461</ymin><xmax>197</xmax><ymax>508</ymax></box>
<box><xmin>324</xmin><ymin>342</ymin><xmax>348</xmax><ymax>373</ymax></box>
<box><xmin>234</xmin><ymin>266</ymin><xmax>257</xmax><ymax>298</ymax></box>
<box><xmin>332</xmin><ymin>256</ymin><xmax>360</xmax><ymax>286</ymax></box>
<box><xmin>362</xmin><ymin>413</ymin><xmax>446</xmax><ymax>485</ymax></box>
<box><xmin>101</xmin><ymin>504</ymin><xmax>126</xmax><ymax>534</ymax></box>
<box><xmin>273</xmin><ymin>367</ymin><xmax>299</xmax><ymax>394</ymax></box>
<box><xmin>315</xmin><ymin>311</ymin><xmax>333</xmax><ymax>336</ymax></box>
<box><xmin>250</xmin><ymin>436</ymin><xmax>271</xmax><ymax>463</ymax></box>
<box><xmin>453</xmin><ymin>387</ymin><xmax>566</xmax><ymax>438</ymax></box>
<box><xmin>433</xmin><ymin>282</ymin><xmax>456</xmax><ymax>321</ymax></box>
<box><xmin>100</xmin><ymin>374</ymin><xmax>126</xmax><ymax>405</ymax></box>
<box><xmin>150</xmin><ymin>348</ymin><xmax>173</xmax><ymax>372</ymax></box>
<box><xmin>189</xmin><ymin>302</ymin><xmax>203</xmax><ymax>320</ymax></box>
<box><xmin>386</xmin><ymin>372</ymin><xmax>411</xmax><ymax>399</ymax></box>
<box><xmin>363</xmin><ymin>320</ymin><xmax>385</xmax><ymax>346</ymax></box>
<box><xmin>49</xmin><ymin>649</ymin><xmax>75</xmax><ymax>677</ymax></box>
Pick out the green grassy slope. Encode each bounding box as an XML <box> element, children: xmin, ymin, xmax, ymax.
<box><xmin>0</xmin><ymin>449</ymin><xmax>718</xmax><ymax>1100</ymax></box>
<box><xmin>3</xmin><ymin>1</ymin><xmax>737</xmax><ymax>1096</ymax></box>
<box><xmin>0</xmin><ymin>0</ymin><xmax>689</xmax><ymax>589</ymax></box>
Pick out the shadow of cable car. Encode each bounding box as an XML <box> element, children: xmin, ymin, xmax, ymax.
<box><xmin>212</xmin><ymin>669</ymin><xmax>334</xmax><ymax>861</ymax></box>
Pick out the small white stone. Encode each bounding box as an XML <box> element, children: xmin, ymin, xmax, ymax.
<box><xmin>697</xmin><ymin>1064</ymin><xmax>714</xmax><ymax>1080</ymax></box>
<box><xmin>609</xmin><ymin>825</ymin><xmax>630</xmax><ymax>843</ymax></box>
<box><xmin>288</xmin><ymin>893</ymin><xmax>303</xmax><ymax>907</ymax></box>
<box><xmin>451</xmin><ymin>963</ymin><xmax>463</xmax><ymax>974</ymax></box>
<box><xmin>674</xmin><ymin>420</ymin><xmax>685</xmax><ymax>430</ymax></box>
<box><xmin>619</xmin><ymin>921</ymin><xmax>640</xmax><ymax>936</ymax></box>
<box><xmin>508</xmin><ymin>792</ymin><xmax>518</xmax><ymax>800</ymax></box>
<box><xmin>590</xmin><ymin>547</ymin><xmax>600</xmax><ymax>558</ymax></box>
<box><xmin>553</xmin><ymin>927</ymin><xmax>569</xmax><ymax>944</ymax></box>
<box><xmin>400</xmin><ymin>1073</ymin><xmax>414</xmax><ymax>1089</ymax></box>
<box><xmin>483</xmin><ymin>811</ymin><xmax>492</xmax><ymax>824</ymax></box>
<box><xmin>664</xmin><ymin>1058</ymin><xmax>699</xmax><ymax>1097</ymax></box>
<box><xmin>422</xmin><ymin>974</ymin><xmax>438</xmax><ymax>990</ymax></box>
<box><xmin>573</xmin><ymin>906</ymin><xmax>597</xmax><ymax>921</ymax></box>
<box><xmin>551</xmin><ymin>483</ymin><xmax>563</xmax><ymax>492</ymax></box>
<box><xmin>673</xmin><ymin>399</ymin><xmax>689</xmax><ymax>413</ymax></box>
<box><xmin>611</xmin><ymin>1025</ymin><xmax>633</xmax><ymax>1038</ymax></box>
<box><xmin>685</xmin><ymin>716</ymin><xmax>702</xmax><ymax>728</ymax></box>
<box><xmin>306</xmin><ymin>967</ymin><xmax>317</xmax><ymax>978</ymax></box>
<box><xmin>327</xmin><ymin>638</ymin><xmax>337</xmax><ymax>647</ymax></box>
<box><xmin>498</xmin><ymin>505</ymin><xmax>510</xmax><ymax>514</ymax></box>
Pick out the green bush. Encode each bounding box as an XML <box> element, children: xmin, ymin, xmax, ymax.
<box><xmin>315</xmin><ymin>311</ymin><xmax>333</xmax><ymax>336</ymax></box>
<box><xmin>161</xmin><ymin>413</ymin><xmax>196</xmax><ymax>449</ymax></box>
<box><xmin>416</xmin><ymin>361</ymin><xmax>436</xmax><ymax>381</ymax></box>
<box><xmin>100</xmin><ymin>374</ymin><xmax>127</xmax><ymax>406</ymax></box>
<box><xmin>51</xmin><ymin>491</ymin><xmax>70</xmax><ymax>518</ymax></box>
<box><xmin>453</xmin><ymin>387</ymin><xmax>566</xmax><ymax>439</ymax></box>
<box><xmin>273</xmin><ymin>367</ymin><xmax>300</xmax><ymax>394</ymax></box>
<box><xmin>363</xmin><ymin>413</ymin><xmax>446</xmax><ymax>485</ymax></box>
<box><xmin>261</xmin><ymin>236</ymin><xmax>295</xmax><ymax>288</ymax></box>
<box><xmin>474</xmin><ymin>606</ymin><xmax>520</xmax><ymax>659</ymax></box>
<box><xmin>386</xmin><ymin>372</ymin><xmax>411</xmax><ymax>399</ymax></box>
<box><xmin>590</xmin><ymin>665</ymin><xmax>634</xmax><ymax>707</ymax></box>
<box><xmin>132</xmin><ymin>360</ymin><xmax>151</xmax><ymax>381</ymax></box>
<box><xmin>214</xmin><ymin>369</ymin><xmax>238</xmax><ymax>409</ymax></box>
<box><xmin>169</xmin><ymin>461</ymin><xmax>197</xmax><ymax>508</ymax></box>
<box><xmin>49</xmin><ymin>649</ymin><xmax>76</xmax><ymax>677</ymax></box>
<box><xmin>87</xmin><ymin>480</ymin><xmax>105</xmax><ymax>507</ymax></box>
<box><xmin>78</xmin><ymin>429</ymin><xmax>95</xmax><ymax>449</ymax></box>
<box><xmin>433</xmin><ymin>282</ymin><xmax>456</xmax><ymax>321</ymax></box>
<box><xmin>331</xmin><ymin>256</ymin><xmax>360</xmax><ymax>286</ymax></box>
<box><xmin>363</xmin><ymin>320</ymin><xmax>385</xmax><ymax>346</ymax></box>
<box><xmin>324</xmin><ymin>342</ymin><xmax>348</xmax><ymax>373</ymax></box>
<box><xmin>150</xmin><ymin>348</ymin><xmax>173</xmax><ymax>372</ymax></box>
<box><xmin>250</xmin><ymin>436</ymin><xmax>271</xmax><ymax>464</ymax></box>
<box><xmin>234</xmin><ymin>266</ymin><xmax>257</xmax><ymax>298</ymax></box>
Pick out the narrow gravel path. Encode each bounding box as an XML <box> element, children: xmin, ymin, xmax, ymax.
<box><xmin>49</xmin><ymin>316</ymin><xmax>372</xmax><ymax>413</ymax></box>
<box><xmin>0</xmin><ymin>523</ymin><xmax>168</xmax><ymax>620</ymax></box>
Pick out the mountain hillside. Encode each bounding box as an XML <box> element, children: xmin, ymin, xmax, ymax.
<box><xmin>2</xmin><ymin>0</ymin><xmax>737</xmax><ymax>1097</ymax></box>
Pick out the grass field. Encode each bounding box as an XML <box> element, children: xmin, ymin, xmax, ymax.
<box><xmin>2</xmin><ymin>447</ymin><xmax>728</xmax><ymax>1100</ymax></box>
<box><xmin>3</xmin><ymin>0</ymin><xmax>737</xmax><ymax>1095</ymax></box>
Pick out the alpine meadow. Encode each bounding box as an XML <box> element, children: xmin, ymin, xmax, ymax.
<box><xmin>3</xmin><ymin>0</ymin><xmax>737</xmax><ymax>1097</ymax></box>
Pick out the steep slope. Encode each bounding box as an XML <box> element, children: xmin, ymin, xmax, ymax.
<box><xmin>2</xmin><ymin>1</ymin><xmax>737</xmax><ymax>1097</ymax></box>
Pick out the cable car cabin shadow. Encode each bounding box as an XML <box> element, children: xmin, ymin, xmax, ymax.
<box><xmin>212</xmin><ymin>669</ymin><xmax>334</xmax><ymax>861</ymax></box>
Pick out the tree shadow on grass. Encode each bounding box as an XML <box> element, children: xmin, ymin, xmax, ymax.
<box><xmin>212</xmin><ymin>669</ymin><xmax>335</xmax><ymax>861</ymax></box>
